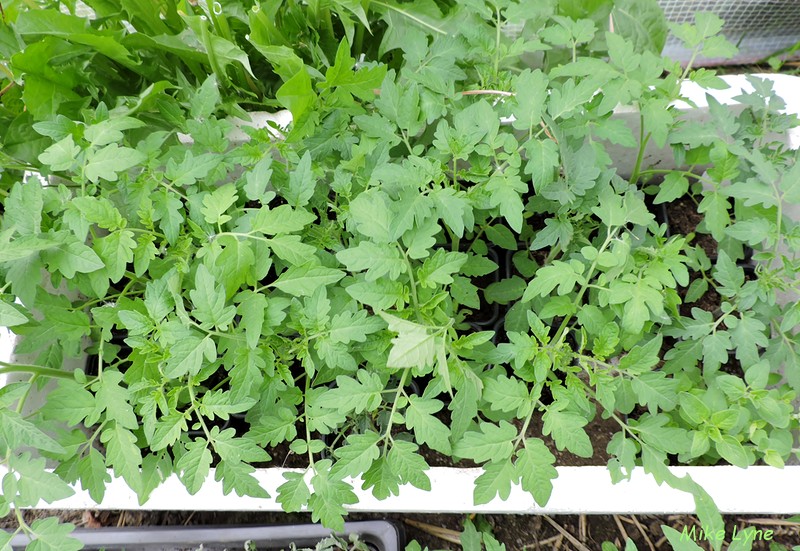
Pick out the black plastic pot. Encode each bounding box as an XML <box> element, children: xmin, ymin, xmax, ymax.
<box><xmin>8</xmin><ymin>520</ymin><xmax>404</xmax><ymax>551</ymax></box>
<box><xmin>464</xmin><ymin>247</ymin><xmax>501</xmax><ymax>327</ymax></box>
<box><xmin>651</xmin><ymin>197</ymin><xmax>755</xmax><ymax>266</ymax></box>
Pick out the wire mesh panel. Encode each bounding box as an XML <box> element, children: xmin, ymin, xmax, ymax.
<box><xmin>660</xmin><ymin>0</ymin><xmax>800</xmax><ymax>65</ymax></box>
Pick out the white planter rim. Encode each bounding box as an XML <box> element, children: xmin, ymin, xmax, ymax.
<box><xmin>1</xmin><ymin>465</ymin><xmax>798</xmax><ymax>514</ymax></box>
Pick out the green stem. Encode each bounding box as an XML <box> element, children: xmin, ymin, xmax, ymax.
<box><xmin>304</xmin><ymin>376</ymin><xmax>315</xmax><ymax>468</ymax></box>
<box><xmin>0</xmin><ymin>362</ymin><xmax>75</xmax><ymax>380</ymax></box>
<box><xmin>493</xmin><ymin>6</ymin><xmax>501</xmax><ymax>79</ymax></box>
<box><xmin>512</xmin><ymin>405</ymin><xmax>536</xmax><ymax>451</ymax></box>
<box><xmin>629</xmin><ymin>113</ymin><xmax>650</xmax><ymax>185</ymax></box>
<box><xmin>381</xmin><ymin>368</ymin><xmax>409</xmax><ymax>453</ymax></box>
<box><xmin>354</xmin><ymin>23</ymin><xmax>365</xmax><ymax>57</ymax></box>
<box><xmin>188</xmin><ymin>384</ymin><xmax>213</xmax><ymax>442</ymax></box>
<box><xmin>14</xmin><ymin>509</ymin><xmax>32</xmax><ymax>538</ymax></box>
<box><xmin>554</xmin><ymin>228</ymin><xmax>618</xmax><ymax>348</ymax></box>
<box><xmin>680</xmin><ymin>49</ymin><xmax>700</xmax><ymax>81</ymax></box>
<box><xmin>398</xmin><ymin>245</ymin><xmax>422</xmax><ymax>322</ymax></box>
<box><xmin>638</xmin><ymin>168</ymin><xmax>713</xmax><ymax>187</ymax></box>
<box><xmin>15</xmin><ymin>374</ymin><xmax>38</xmax><ymax>414</ymax></box>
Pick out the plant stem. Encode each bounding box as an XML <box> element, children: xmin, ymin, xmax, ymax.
<box><xmin>0</xmin><ymin>362</ymin><xmax>75</xmax><ymax>380</ymax></box>
<box><xmin>554</xmin><ymin>227</ymin><xmax>618</xmax><ymax>348</ymax></box>
<box><xmin>304</xmin><ymin>376</ymin><xmax>315</xmax><ymax>468</ymax></box>
<box><xmin>381</xmin><ymin>368</ymin><xmax>409</xmax><ymax>453</ymax></box>
<box><xmin>14</xmin><ymin>374</ymin><xmax>37</xmax><ymax>414</ymax></box>
<box><xmin>493</xmin><ymin>6</ymin><xmax>501</xmax><ymax>79</ymax></box>
<box><xmin>398</xmin><ymin>244</ymin><xmax>423</xmax><ymax>322</ymax></box>
<box><xmin>629</xmin><ymin>113</ymin><xmax>650</xmax><ymax>184</ymax></box>
<box><xmin>188</xmin><ymin>384</ymin><xmax>213</xmax><ymax>442</ymax></box>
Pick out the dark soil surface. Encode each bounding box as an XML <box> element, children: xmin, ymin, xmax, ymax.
<box><xmin>665</xmin><ymin>196</ymin><xmax>718</xmax><ymax>259</ymax></box>
<box><xmin>3</xmin><ymin>509</ymin><xmax>799</xmax><ymax>550</ymax></box>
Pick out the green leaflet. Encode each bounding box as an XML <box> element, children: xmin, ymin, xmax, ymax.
<box><xmin>271</xmin><ymin>263</ymin><xmax>345</xmax><ymax>297</ymax></box>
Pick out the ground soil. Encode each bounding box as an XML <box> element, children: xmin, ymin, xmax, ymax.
<box><xmin>664</xmin><ymin>196</ymin><xmax>718</xmax><ymax>260</ymax></box>
<box><xmin>3</xmin><ymin>509</ymin><xmax>799</xmax><ymax>550</ymax></box>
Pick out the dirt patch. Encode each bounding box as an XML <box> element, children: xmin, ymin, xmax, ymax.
<box><xmin>664</xmin><ymin>196</ymin><xmax>718</xmax><ymax>259</ymax></box>
<box><xmin>3</xmin><ymin>510</ymin><xmax>799</xmax><ymax>550</ymax></box>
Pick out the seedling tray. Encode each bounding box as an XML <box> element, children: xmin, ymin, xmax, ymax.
<box><xmin>6</xmin><ymin>521</ymin><xmax>403</xmax><ymax>551</ymax></box>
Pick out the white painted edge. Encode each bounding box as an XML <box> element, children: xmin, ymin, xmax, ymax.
<box><xmin>2</xmin><ymin>465</ymin><xmax>799</xmax><ymax>514</ymax></box>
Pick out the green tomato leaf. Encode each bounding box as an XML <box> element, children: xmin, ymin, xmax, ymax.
<box><xmin>26</xmin><ymin>517</ymin><xmax>82</xmax><ymax>551</ymax></box>
<box><xmin>516</xmin><ymin>438</ymin><xmax>558</xmax><ymax>507</ymax></box>
<box><xmin>84</xmin><ymin>144</ymin><xmax>146</xmax><ymax>183</ymax></box>
<box><xmin>276</xmin><ymin>471</ymin><xmax>311</xmax><ymax>512</ymax></box>
<box><xmin>272</xmin><ymin>262</ymin><xmax>345</xmax><ymax>297</ymax></box>
<box><xmin>542</xmin><ymin>409</ymin><xmax>593</xmax><ymax>458</ymax></box>
<box><xmin>176</xmin><ymin>439</ymin><xmax>212</xmax><ymax>495</ymax></box>
<box><xmin>309</xmin><ymin>460</ymin><xmax>358</xmax><ymax>530</ymax></box>
<box><xmin>453</xmin><ymin>421</ymin><xmax>517</xmax><ymax>464</ymax></box>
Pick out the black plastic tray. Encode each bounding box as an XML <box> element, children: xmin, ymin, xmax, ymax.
<box><xmin>7</xmin><ymin>520</ymin><xmax>403</xmax><ymax>551</ymax></box>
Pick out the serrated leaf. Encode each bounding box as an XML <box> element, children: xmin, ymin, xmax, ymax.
<box><xmin>631</xmin><ymin>372</ymin><xmax>679</xmax><ymax>414</ymax></box>
<box><xmin>215</xmin><ymin>460</ymin><xmax>270</xmax><ymax>498</ymax></box>
<box><xmin>276</xmin><ymin>471</ymin><xmax>310</xmax><ymax>512</ymax></box>
<box><xmin>654</xmin><ymin>172</ymin><xmax>689</xmax><ymax>204</ymax></box>
<box><xmin>332</xmin><ymin>432</ymin><xmax>381</xmax><ymax>479</ymax></box>
<box><xmin>84</xmin><ymin>144</ymin><xmax>146</xmax><ymax>183</ymax></box>
<box><xmin>163</xmin><ymin>334</ymin><xmax>216</xmax><ymax>378</ymax></box>
<box><xmin>247</xmin><ymin>407</ymin><xmax>298</xmax><ymax>447</ymax></box>
<box><xmin>345</xmin><ymin>278</ymin><xmax>405</xmax><ymax>310</ymax></box>
<box><xmin>404</xmin><ymin>395</ymin><xmax>452</xmax><ymax>454</ymax></box>
<box><xmin>272</xmin><ymin>262</ymin><xmax>345</xmax><ymax>297</ymax></box>
<box><xmin>483</xmin><ymin>374</ymin><xmax>531</xmax><ymax>417</ymax></box>
<box><xmin>361</xmin><ymin>457</ymin><xmax>398</xmax><ymax>500</ymax></box>
<box><xmin>77</xmin><ymin>448</ymin><xmax>110</xmax><ymax>503</ymax></box>
<box><xmin>211</xmin><ymin>428</ymin><xmax>270</xmax><ymax>464</ymax></box>
<box><xmin>542</xmin><ymin>409</ymin><xmax>592</xmax><ymax>458</ymax></box>
<box><xmin>523</xmin><ymin>261</ymin><xmax>583</xmax><ymax>301</ymax></box>
<box><xmin>328</xmin><ymin>310</ymin><xmax>383</xmax><ymax>344</ymax></box>
<box><xmin>190</xmin><ymin>264</ymin><xmax>237</xmax><ymax>330</ymax></box>
<box><xmin>379</xmin><ymin>312</ymin><xmax>438</xmax><ymax>370</ymax></box>
<box><xmin>176</xmin><ymin>439</ymin><xmax>212</xmax><ymax>495</ymax></box>
<box><xmin>43</xmin><ymin>238</ymin><xmax>104</xmax><ymax>278</ymax></box>
<box><xmin>252</xmin><ymin>205</ymin><xmax>315</xmax><ymax>235</ymax></box>
<box><xmin>336</xmin><ymin>241</ymin><xmax>406</xmax><ymax>281</ymax></box>
<box><xmin>201</xmin><ymin>184</ymin><xmax>238</xmax><ymax>225</ymax></box>
<box><xmin>0</xmin><ymin>409</ymin><xmax>65</xmax><ymax>455</ymax></box>
<box><xmin>237</xmin><ymin>291</ymin><xmax>266</xmax><ymax>349</ymax></box>
<box><xmin>315</xmin><ymin>372</ymin><xmax>384</xmax><ymax>415</ymax></box>
<box><xmin>27</xmin><ymin>517</ymin><xmax>82</xmax><ymax>551</ymax></box>
<box><xmin>12</xmin><ymin>454</ymin><xmax>74</xmax><ymax>506</ymax></box>
<box><xmin>38</xmin><ymin>136</ymin><xmax>80</xmax><ymax>171</ymax></box>
<box><xmin>417</xmin><ymin>249</ymin><xmax>467</xmax><ymax>288</ymax></box>
<box><xmin>453</xmin><ymin>421</ymin><xmax>516</xmax><ymax>463</ymax></box>
<box><xmin>473</xmin><ymin>459</ymin><xmax>516</xmax><ymax>505</ymax></box>
<box><xmin>309</xmin><ymin>461</ymin><xmax>358</xmax><ymax>530</ymax></box>
<box><xmin>348</xmin><ymin>189</ymin><xmax>393</xmax><ymax>243</ymax></box>
<box><xmin>101</xmin><ymin>424</ymin><xmax>142</xmax><ymax>493</ymax></box>
<box><xmin>285</xmin><ymin>151</ymin><xmax>316</xmax><ymax>207</ymax></box>
<box><xmin>0</xmin><ymin>300</ymin><xmax>28</xmax><ymax>327</ymax></box>
<box><xmin>517</xmin><ymin>438</ymin><xmax>558</xmax><ymax>506</ymax></box>
<box><xmin>150</xmin><ymin>411</ymin><xmax>187</xmax><ymax>451</ymax></box>
<box><xmin>387</xmin><ymin>440</ymin><xmax>430</xmax><ymax>492</ymax></box>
